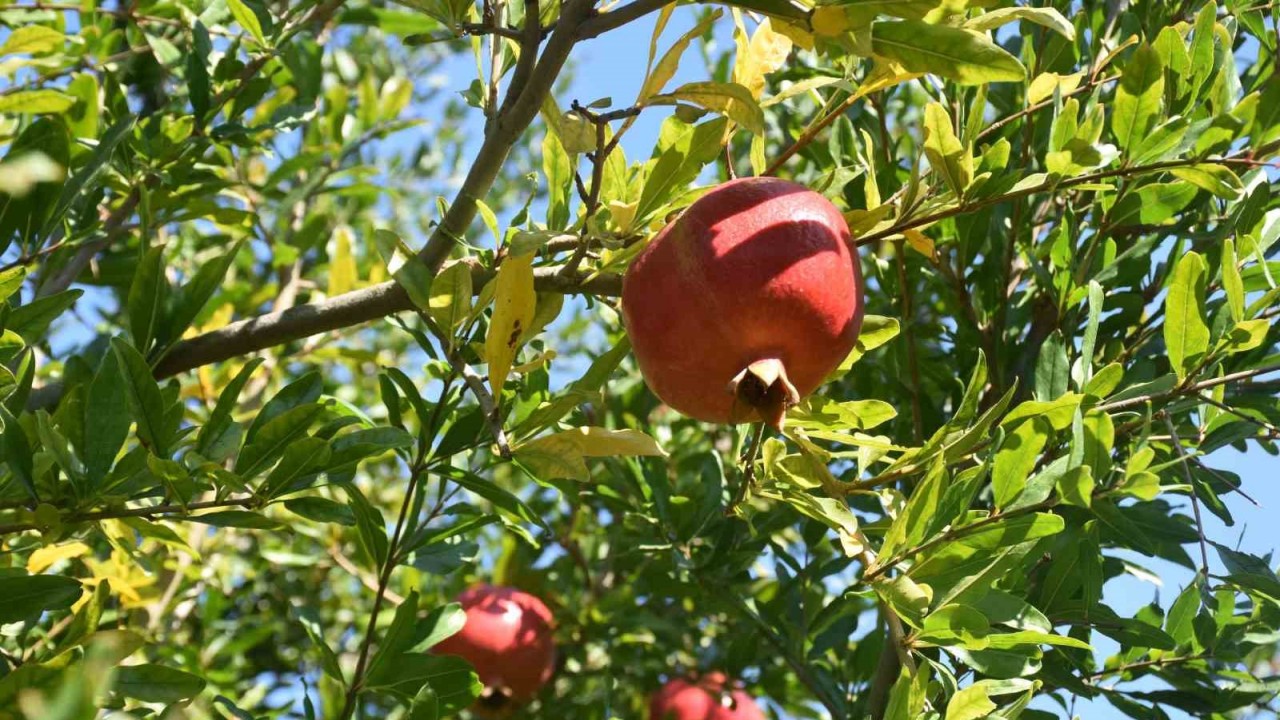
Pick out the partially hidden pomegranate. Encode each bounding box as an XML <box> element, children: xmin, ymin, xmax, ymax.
<box><xmin>621</xmin><ymin>177</ymin><xmax>864</xmax><ymax>429</ymax></box>
<box><xmin>433</xmin><ymin>584</ymin><xmax>556</xmax><ymax>713</ymax></box>
<box><xmin>650</xmin><ymin>673</ymin><xmax>766</xmax><ymax>720</ymax></box>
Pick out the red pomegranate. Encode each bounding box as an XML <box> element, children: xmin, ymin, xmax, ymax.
<box><xmin>433</xmin><ymin>585</ymin><xmax>556</xmax><ymax>711</ymax></box>
<box><xmin>621</xmin><ymin>177</ymin><xmax>864</xmax><ymax>429</ymax></box>
<box><xmin>650</xmin><ymin>673</ymin><xmax>766</xmax><ymax>720</ymax></box>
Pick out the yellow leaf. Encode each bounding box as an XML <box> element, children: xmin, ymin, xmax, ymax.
<box><xmin>609</xmin><ymin>200</ymin><xmax>637</xmax><ymax>234</ymax></box>
<box><xmin>903</xmin><ymin>228</ymin><xmax>935</xmax><ymax>257</ymax></box>
<box><xmin>327</xmin><ymin>225</ymin><xmax>358</xmax><ymax>296</ymax></box>
<box><xmin>512</xmin><ymin>349</ymin><xmax>557</xmax><ymax>374</ymax></box>
<box><xmin>428</xmin><ymin>261</ymin><xmax>474</xmax><ymax>337</ymax></box>
<box><xmin>811</xmin><ymin>6</ymin><xmax>851</xmax><ymax>37</ymax></box>
<box><xmin>27</xmin><ymin>542</ymin><xmax>91</xmax><ymax>574</ymax></box>
<box><xmin>647</xmin><ymin>81</ymin><xmax>765</xmax><ymax>135</ymax></box>
<box><xmin>639</xmin><ymin>10</ymin><xmax>722</xmax><ymax>102</ymax></box>
<box><xmin>485</xmin><ymin>252</ymin><xmax>537</xmax><ymax>398</ymax></box>
<box><xmin>923</xmin><ymin>101</ymin><xmax>973</xmax><ymax>196</ymax></box>
<box><xmin>734</xmin><ymin>18</ymin><xmax>792</xmax><ymax>99</ymax></box>
<box><xmin>1027</xmin><ymin>70</ymin><xmax>1084</xmax><ymax>105</ymax></box>
<box><xmin>515</xmin><ymin>427</ymin><xmax>667</xmax><ymax>481</ymax></box>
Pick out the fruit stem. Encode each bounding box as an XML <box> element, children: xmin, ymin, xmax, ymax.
<box><xmin>725</xmin><ymin>422</ymin><xmax>768</xmax><ymax>517</ymax></box>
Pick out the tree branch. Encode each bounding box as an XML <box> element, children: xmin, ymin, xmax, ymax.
<box><xmin>416</xmin><ymin>0</ymin><xmax>596</xmax><ymax>273</ymax></box>
<box><xmin>27</xmin><ymin>262</ymin><xmax>620</xmax><ymax>412</ymax></box>
<box><xmin>576</xmin><ymin>0</ymin><xmax>674</xmax><ymax>39</ymax></box>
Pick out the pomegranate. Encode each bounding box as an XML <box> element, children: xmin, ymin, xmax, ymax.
<box><xmin>433</xmin><ymin>584</ymin><xmax>556</xmax><ymax>712</ymax></box>
<box><xmin>650</xmin><ymin>673</ymin><xmax>766</xmax><ymax>720</ymax></box>
<box><xmin>621</xmin><ymin>177</ymin><xmax>864</xmax><ymax>429</ymax></box>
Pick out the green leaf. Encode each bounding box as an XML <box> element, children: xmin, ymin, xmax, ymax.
<box><xmin>923</xmin><ymin>102</ymin><xmax>971</xmax><ymax>196</ymax></box>
<box><xmin>834</xmin><ymin>315</ymin><xmax>899</xmax><ymax>371</ymax></box>
<box><xmin>965</xmin><ymin>7</ymin><xmax>1075</xmax><ymax>40</ymax></box>
<box><xmin>245</xmin><ymin>372</ymin><xmax>323</xmax><ymax>443</ymax></box>
<box><xmin>366</xmin><ymin>653</ymin><xmax>481</xmax><ymax>712</ymax></box>
<box><xmin>83</xmin><ymin>350</ymin><xmax>129</xmax><ymax>490</ymax></box>
<box><xmin>189</xmin><ymin>510</ymin><xmax>282</xmax><ymax>529</ymax></box>
<box><xmin>188</xmin><ymin>20</ymin><xmax>212</xmax><ymax>124</ymax></box>
<box><xmin>884</xmin><ymin>665</ymin><xmax>929</xmax><ymax>720</ymax></box>
<box><xmin>7</xmin><ymin>289</ymin><xmax>82</xmax><ymax>344</ymax></box>
<box><xmin>236</xmin><ymin>403</ymin><xmax>324</xmax><ymax>479</ymax></box>
<box><xmin>1109</xmin><ymin>182</ymin><xmax>1197</xmax><ymax>228</ymax></box>
<box><xmin>284</xmin><ymin>497</ymin><xmax>355</xmax><ymax>525</ymax></box>
<box><xmin>0</xmin><ymin>25</ymin><xmax>65</xmax><ymax>55</ymax></box>
<box><xmin>879</xmin><ymin>458</ymin><xmax>947</xmax><ymax>561</ymax></box>
<box><xmin>227</xmin><ymin>0</ymin><xmax>268</xmax><ymax>46</ymax></box>
<box><xmin>0</xmin><ymin>90</ymin><xmax>75</xmax><ymax>114</ymax></box>
<box><xmin>946</xmin><ymin>682</ymin><xmax>996</xmax><ymax>720</ymax></box>
<box><xmin>110</xmin><ymin>338</ymin><xmax>171</xmax><ymax>456</ymax></box>
<box><xmin>992</xmin><ymin>417</ymin><xmax>1049</xmax><ymax>508</ymax></box>
<box><xmin>164</xmin><ymin>240</ymin><xmax>243</xmax><ymax>348</ymax></box>
<box><xmin>375</xmin><ymin>229</ymin><xmax>437</xmax><ymax>314</ymax></box>
<box><xmin>919</xmin><ymin>604</ymin><xmax>990</xmax><ymax>649</ymax></box>
<box><xmin>346</xmin><ymin>484</ymin><xmax>389</xmax><ymax>567</ymax></box>
<box><xmin>788</xmin><ymin>396</ymin><xmax>897</xmax><ymax>432</ymax></box>
<box><xmin>1222</xmin><ymin>238</ymin><xmax>1244</xmax><ymax>322</ymax></box>
<box><xmin>0</xmin><ymin>267</ymin><xmax>25</xmax><ymax>301</ymax></box>
<box><xmin>127</xmin><ymin>245</ymin><xmax>168</xmax><ymax>354</ymax></box>
<box><xmin>635</xmin><ymin>116</ymin><xmax>728</xmax><ymax>222</ymax></box>
<box><xmin>1034</xmin><ymin>332</ymin><xmax>1069</xmax><ymax>401</ymax></box>
<box><xmin>1223</xmin><ymin>318</ymin><xmax>1269</xmax><ymax>354</ymax></box>
<box><xmin>0</xmin><ymin>574</ymin><xmax>83</xmax><ymax>624</ymax></box>
<box><xmin>196</xmin><ymin>358</ymin><xmax>263</xmax><ymax>458</ymax></box>
<box><xmin>1164</xmin><ymin>251</ymin><xmax>1209</xmax><ymax>381</ymax></box>
<box><xmin>648</xmin><ymin>81</ymin><xmax>765</xmax><ymax>135</ymax></box>
<box><xmin>260</xmin><ymin>437</ymin><xmax>331</xmax><ymax>498</ymax></box>
<box><xmin>426</xmin><ymin>260</ymin><xmax>473</xmax><ymax>340</ymax></box>
<box><xmin>1170</xmin><ymin>164</ymin><xmax>1243</xmax><ymax>200</ymax></box>
<box><xmin>113</xmin><ymin>664</ymin><xmax>207</xmax><ymax>703</ymax></box>
<box><xmin>1112</xmin><ymin>43</ymin><xmax>1164</xmax><ymax>152</ymax></box>
<box><xmin>42</xmin><ymin>115</ymin><xmax>135</xmax><ymax>241</ymax></box>
<box><xmin>1212</xmin><ymin>541</ymin><xmax>1280</xmax><ymax>599</ymax></box>
<box><xmin>296</xmin><ymin>606</ymin><xmax>344</xmax><ymax>682</ymax></box>
<box><xmin>871</xmin><ymin>20</ymin><xmax>1026</xmax><ymax>85</ymax></box>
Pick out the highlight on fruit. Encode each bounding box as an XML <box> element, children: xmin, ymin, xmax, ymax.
<box><xmin>621</xmin><ymin>177</ymin><xmax>864</xmax><ymax>430</ymax></box>
<box><xmin>649</xmin><ymin>672</ymin><xmax>766</xmax><ymax>720</ymax></box>
<box><xmin>432</xmin><ymin>584</ymin><xmax>556</xmax><ymax>712</ymax></box>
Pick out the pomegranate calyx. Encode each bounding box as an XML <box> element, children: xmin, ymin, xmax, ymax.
<box><xmin>727</xmin><ymin>358</ymin><xmax>799</xmax><ymax>430</ymax></box>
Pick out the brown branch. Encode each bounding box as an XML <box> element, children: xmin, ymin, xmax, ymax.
<box><xmin>1087</xmin><ymin>653</ymin><xmax>1209</xmax><ymax>681</ymax></box>
<box><xmin>1095</xmin><ymin>364</ymin><xmax>1280</xmax><ymax>413</ymax></box>
<box><xmin>25</xmin><ymin>261</ymin><xmax>619</xmax><ymax>412</ymax></box>
<box><xmin>37</xmin><ymin>188</ymin><xmax>142</xmax><ymax>299</ymax></box>
<box><xmin>416</xmin><ymin>0</ymin><xmax>596</xmax><ymax>273</ymax></box>
<box><xmin>576</xmin><ymin>0</ymin><xmax>675</xmax><ymax>39</ymax></box>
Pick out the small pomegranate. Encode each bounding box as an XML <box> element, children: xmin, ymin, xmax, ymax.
<box><xmin>433</xmin><ymin>584</ymin><xmax>556</xmax><ymax>713</ymax></box>
<box><xmin>622</xmin><ymin>177</ymin><xmax>864</xmax><ymax>429</ymax></box>
<box><xmin>650</xmin><ymin>673</ymin><xmax>766</xmax><ymax>720</ymax></box>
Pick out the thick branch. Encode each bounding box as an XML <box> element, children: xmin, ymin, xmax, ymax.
<box><xmin>27</xmin><ymin>263</ymin><xmax>620</xmax><ymax>411</ymax></box>
<box><xmin>576</xmin><ymin>0</ymin><xmax>674</xmax><ymax>39</ymax></box>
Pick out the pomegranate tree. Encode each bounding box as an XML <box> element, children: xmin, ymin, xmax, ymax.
<box><xmin>650</xmin><ymin>673</ymin><xmax>766</xmax><ymax>720</ymax></box>
<box><xmin>622</xmin><ymin>177</ymin><xmax>864</xmax><ymax>429</ymax></box>
<box><xmin>432</xmin><ymin>584</ymin><xmax>556</xmax><ymax>712</ymax></box>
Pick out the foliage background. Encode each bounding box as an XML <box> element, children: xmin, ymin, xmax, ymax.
<box><xmin>0</xmin><ymin>0</ymin><xmax>1279</xmax><ymax>719</ymax></box>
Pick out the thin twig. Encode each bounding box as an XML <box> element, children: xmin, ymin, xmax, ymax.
<box><xmin>0</xmin><ymin>497</ymin><xmax>257</xmax><ymax>537</ymax></box>
<box><xmin>1096</xmin><ymin>364</ymin><xmax>1280</xmax><ymax>413</ymax></box>
<box><xmin>725</xmin><ymin>423</ymin><xmax>768</xmax><ymax>516</ymax></box>
<box><xmin>1163</xmin><ymin>415</ymin><xmax>1212</xmax><ymax>576</ymax></box>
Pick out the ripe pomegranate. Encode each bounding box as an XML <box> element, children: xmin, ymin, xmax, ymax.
<box><xmin>650</xmin><ymin>673</ymin><xmax>766</xmax><ymax>720</ymax></box>
<box><xmin>433</xmin><ymin>584</ymin><xmax>556</xmax><ymax>712</ymax></box>
<box><xmin>621</xmin><ymin>177</ymin><xmax>864</xmax><ymax>429</ymax></box>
